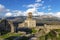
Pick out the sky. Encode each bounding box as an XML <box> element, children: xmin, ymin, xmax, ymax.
<box><xmin>0</xmin><ymin>0</ymin><xmax>60</xmax><ymax>18</ymax></box>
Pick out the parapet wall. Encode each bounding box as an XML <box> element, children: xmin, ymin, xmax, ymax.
<box><xmin>45</xmin><ymin>25</ymin><xmax>60</xmax><ymax>29</ymax></box>
<box><xmin>37</xmin><ymin>25</ymin><xmax>60</xmax><ymax>30</ymax></box>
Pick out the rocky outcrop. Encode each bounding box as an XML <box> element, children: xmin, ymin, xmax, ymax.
<box><xmin>0</xmin><ymin>19</ymin><xmax>11</xmax><ymax>35</ymax></box>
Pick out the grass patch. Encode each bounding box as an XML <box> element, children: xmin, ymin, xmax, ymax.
<box><xmin>0</xmin><ymin>32</ymin><xmax>22</xmax><ymax>39</ymax></box>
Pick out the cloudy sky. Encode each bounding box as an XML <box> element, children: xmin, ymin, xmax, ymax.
<box><xmin>0</xmin><ymin>0</ymin><xmax>60</xmax><ymax>17</ymax></box>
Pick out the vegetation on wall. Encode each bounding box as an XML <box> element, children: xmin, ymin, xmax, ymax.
<box><xmin>31</xmin><ymin>27</ymin><xmax>37</xmax><ymax>34</ymax></box>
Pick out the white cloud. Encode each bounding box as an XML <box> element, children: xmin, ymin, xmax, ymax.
<box><xmin>55</xmin><ymin>12</ymin><xmax>60</xmax><ymax>17</ymax></box>
<box><xmin>23</xmin><ymin>0</ymin><xmax>44</xmax><ymax>16</ymax></box>
<box><xmin>32</xmin><ymin>12</ymin><xmax>60</xmax><ymax>18</ymax></box>
<box><xmin>48</xmin><ymin>8</ymin><xmax>52</xmax><ymax>11</ymax></box>
<box><xmin>35</xmin><ymin>0</ymin><xmax>42</xmax><ymax>2</ymax></box>
<box><xmin>25</xmin><ymin>8</ymin><xmax>36</xmax><ymax>13</ymax></box>
<box><xmin>5</xmin><ymin>12</ymin><xmax>12</xmax><ymax>17</ymax></box>
<box><xmin>42</xmin><ymin>5</ymin><xmax>52</xmax><ymax>11</ymax></box>
<box><xmin>6</xmin><ymin>9</ymin><xmax>10</xmax><ymax>12</ymax></box>
<box><xmin>47</xmin><ymin>5</ymin><xmax>52</xmax><ymax>11</ymax></box>
<box><xmin>47</xmin><ymin>12</ymin><xmax>54</xmax><ymax>15</ymax></box>
<box><xmin>23</xmin><ymin>7</ymin><xmax>38</xmax><ymax>16</ymax></box>
<box><xmin>37</xmin><ymin>12</ymin><xmax>45</xmax><ymax>16</ymax></box>
<box><xmin>0</xmin><ymin>4</ymin><xmax>60</xmax><ymax>18</ymax></box>
<box><xmin>0</xmin><ymin>4</ymin><xmax>5</xmax><ymax>12</ymax></box>
<box><xmin>0</xmin><ymin>4</ymin><xmax>23</xmax><ymax>17</ymax></box>
<box><xmin>0</xmin><ymin>4</ymin><xmax>10</xmax><ymax>13</ymax></box>
<box><xmin>0</xmin><ymin>4</ymin><xmax>5</xmax><ymax>9</ymax></box>
<box><xmin>5</xmin><ymin>10</ymin><xmax>24</xmax><ymax>17</ymax></box>
<box><xmin>26</xmin><ymin>3</ymin><xmax>43</xmax><ymax>15</ymax></box>
<box><xmin>23</xmin><ymin>8</ymin><xmax>45</xmax><ymax>16</ymax></box>
<box><xmin>27</xmin><ymin>3</ymin><xmax>42</xmax><ymax>8</ymax></box>
<box><xmin>4</xmin><ymin>9</ymin><xmax>60</xmax><ymax>18</ymax></box>
<box><xmin>13</xmin><ymin>10</ymin><xmax>23</xmax><ymax>16</ymax></box>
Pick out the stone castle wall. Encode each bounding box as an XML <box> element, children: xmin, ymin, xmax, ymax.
<box><xmin>18</xmin><ymin>12</ymin><xmax>60</xmax><ymax>30</ymax></box>
<box><xmin>35</xmin><ymin>25</ymin><xmax>60</xmax><ymax>31</ymax></box>
<box><xmin>4</xmin><ymin>12</ymin><xmax>60</xmax><ymax>33</ymax></box>
<box><xmin>18</xmin><ymin>12</ymin><xmax>36</xmax><ymax>28</ymax></box>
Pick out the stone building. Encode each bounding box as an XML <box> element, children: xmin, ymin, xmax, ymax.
<box><xmin>18</xmin><ymin>12</ymin><xmax>36</xmax><ymax>28</ymax></box>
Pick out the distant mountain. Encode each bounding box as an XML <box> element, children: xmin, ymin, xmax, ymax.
<box><xmin>5</xmin><ymin>16</ymin><xmax>26</xmax><ymax>23</ymax></box>
<box><xmin>0</xmin><ymin>18</ymin><xmax>2</xmax><ymax>20</ymax></box>
<box><xmin>33</xmin><ymin>15</ymin><xmax>60</xmax><ymax>24</ymax></box>
<box><xmin>2</xmin><ymin>15</ymin><xmax>60</xmax><ymax>24</ymax></box>
<box><xmin>33</xmin><ymin>15</ymin><xmax>60</xmax><ymax>21</ymax></box>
